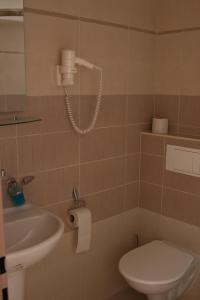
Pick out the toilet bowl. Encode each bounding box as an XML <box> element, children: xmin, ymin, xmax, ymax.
<box><xmin>119</xmin><ymin>240</ymin><xmax>200</xmax><ymax>300</ymax></box>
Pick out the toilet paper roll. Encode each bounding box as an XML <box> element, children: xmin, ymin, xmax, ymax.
<box><xmin>152</xmin><ymin>118</ymin><xmax>168</xmax><ymax>134</ymax></box>
<box><xmin>67</xmin><ymin>207</ymin><xmax>92</xmax><ymax>253</ymax></box>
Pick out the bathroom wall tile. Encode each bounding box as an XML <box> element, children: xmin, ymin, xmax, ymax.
<box><xmin>80</xmin><ymin>0</ymin><xmax>133</xmax><ymax>27</ymax></box>
<box><xmin>24</xmin><ymin>12</ymin><xmax>80</xmax><ymax>96</ymax></box>
<box><xmin>5</xmin><ymin>95</ymin><xmax>25</xmax><ymax>112</ymax></box>
<box><xmin>23</xmin><ymin>166</ymin><xmax>79</xmax><ymax>206</ymax></box>
<box><xmin>164</xmin><ymin>170</ymin><xmax>200</xmax><ymax>197</ymax></box>
<box><xmin>180</xmin><ymin>96</ymin><xmax>200</xmax><ymax>128</ymax></box>
<box><xmin>163</xmin><ymin>188</ymin><xmax>200</xmax><ymax>227</ymax></box>
<box><xmin>141</xmin><ymin>134</ymin><xmax>164</xmax><ymax>155</ymax></box>
<box><xmin>0</xmin><ymin>138</ymin><xmax>18</xmax><ymax>176</ymax></box>
<box><xmin>0</xmin><ymin>21</ymin><xmax>24</xmax><ymax>52</ymax></box>
<box><xmin>155</xmin><ymin>95</ymin><xmax>179</xmax><ymax>133</ymax></box>
<box><xmin>141</xmin><ymin>154</ymin><xmax>163</xmax><ymax>185</ymax></box>
<box><xmin>80</xmin><ymin>95</ymin><xmax>126</xmax><ymax>129</ymax></box>
<box><xmin>130</xmin><ymin>31</ymin><xmax>155</xmax><ymax>65</ymax></box>
<box><xmin>126</xmin><ymin>95</ymin><xmax>154</xmax><ymax>124</ymax></box>
<box><xmin>46</xmin><ymin>200</ymin><xmax>74</xmax><ymax>232</ymax></box>
<box><xmin>127</xmin><ymin>62</ymin><xmax>155</xmax><ymax>95</ymax></box>
<box><xmin>17</xmin><ymin>96</ymin><xmax>79</xmax><ymax>135</ymax></box>
<box><xmin>125</xmin><ymin>154</ymin><xmax>140</xmax><ymax>183</ymax></box>
<box><xmin>155</xmin><ymin>34</ymin><xmax>182</xmax><ymax>95</ymax></box>
<box><xmin>85</xmin><ymin>187</ymin><xmax>124</xmax><ymax>222</ymax></box>
<box><xmin>165</xmin><ymin>137</ymin><xmax>200</xmax><ymax>151</ymax></box>
<box><xmin>156</xmin><ymin>0</ymin><xmax>184</xmax><ymax>31</ymax></box>
<box><xmin>180</xmin><ymin>32</ymin><xmax>200</xmax><ymax>96</ymax></box>
<box><xmin>129</xmin><ymin>0</ymin><xmax>156</xmax><ymax>30</ymax></box>
<box><xmin>0</xmin><ymin>124</ymin><xmax>16</xmax><ymax>138</ymax></box>
<box><xmin>179</xmin><ymin>126</ymin><xmax>200</xmax><ymax>139</ymax></box>
<box><xmin>140</xmin><ymin>181</ymin><xmax>162</xmax><ymax>213</ymax></box>
<box><xmin>126</xmin><ymin>123</ymin><xmax>150</xmax><ymax>154</ymax></box>
<box><xmin>155</xmin><ymin>62</ymin><xmax>181</xmax><ymax>96</ymax></box>
<box><xmin>81</xmin><ymin>0</ymin><xmax>156</xmax><ymax>31</ymax></box>
<box><xmin>0</xmin><ymin>96</ymin><xmax>6</xmax><ymax>112</ymax></box>
<box><xmin>124</xmin><ymin>182</ymin><xmax>139</xmax><ymax>211</ymax></box>
<box><xmin>24</xmin><ymin>0</ymin><xmax>81</xmax><ymax>16</ymax></box>
<box><xmin>156</xmin><ymin>34</ymin><xmax>182</xmax><ymax>65</ymax></box>
<box><xmin>79</xmin><ymin>21</ymin><xmax>129</xmax><ymax>95</ymax></box>
<box><xmin>18</xmin><ymin>131</ymin><xmax>79</xmax><ymax>174</ymax></box>
<box><xmin>80</xmin><ymin>157</ymin><xmax>125</xmax><ymax>195</ymax></box>
<box><xmin>80</xmin><ymin>126</ymin><xmax>125</xmax><ymax>163</ymax></box>
<box><xmin>183</xmin><ymin>0</ymin><xmax>200</xmax><ymax>29</ymax></box>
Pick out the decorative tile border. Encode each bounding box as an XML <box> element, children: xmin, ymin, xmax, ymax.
<box><xmin>24</xmin><ymin>7</ymin><xmax>155</xmax><ymax>35</ymax></box>
<box><xmin>158</xmin><ymin>26</ymin><xmax>200</xmax><ymax>35</ymax></box>
<box><xmin>25</xmin><ymin>7</ymin><xmax>200</xmax><ymax>36</ymax></box>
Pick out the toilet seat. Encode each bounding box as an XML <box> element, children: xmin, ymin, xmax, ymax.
<box><xmin>119</xmin><ymin>240</ymin><xmax>194</xmax><ymax>285</ymax></box>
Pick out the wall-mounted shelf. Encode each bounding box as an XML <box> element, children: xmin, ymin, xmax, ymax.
<box><xmin>0</xmin><ymin>116</ymin><xmax>41</xmax><ymax>126</ymax></box>
<box><xmin>141</xmin><ymin>131</ymin><xmax>200</xmax><ymax>142</ymax></box>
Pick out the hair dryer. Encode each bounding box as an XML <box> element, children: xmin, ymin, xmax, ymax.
<box><xmin>57</xmin><ymin>49</ymin><xmax>103</xmax><ymax>135</ymax></box>
<box><xmin>57</xmin><ymin>50</ymin><xmax>99</xmax><ymax>86</ymax></box>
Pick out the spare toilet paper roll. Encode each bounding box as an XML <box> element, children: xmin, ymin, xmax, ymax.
<box><xmin>152</xmin><ymin>118</ymin><xmax>168</xmax><ymax>134</ymax></box>
<box><xmin>67</xmin><ymin>207</ymin><xmax>92</xmax><ymax>253</ymax></box>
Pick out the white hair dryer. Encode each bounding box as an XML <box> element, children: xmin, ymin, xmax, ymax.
<box><xmin>57</xmin><ymin>49</ymin><xmax>103</xmax><ymax>135</ymax></box>
<box><xmin>57</xmin><ymin>50</ymin><xmax>99</xmax><ymax>86</ymax></box>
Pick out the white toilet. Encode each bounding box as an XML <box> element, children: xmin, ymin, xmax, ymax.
<box><xmin>119</xmin><ymin>240</ymin><xmax>200</xmax><ymax>300</ymax></box>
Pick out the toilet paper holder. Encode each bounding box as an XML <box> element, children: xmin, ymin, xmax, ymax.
<box><xmin>69</xmin><ymin>187</ymin><xmax>86</xmax><ymax>211</ymax></box>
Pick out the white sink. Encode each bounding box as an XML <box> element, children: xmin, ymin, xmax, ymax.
<box><xmin>4</xmin><ymin>204</ymin><xmax>64</xmax><ymax>300</ymax></box>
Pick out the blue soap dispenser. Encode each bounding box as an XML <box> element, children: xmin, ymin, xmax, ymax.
<box><xmin>7</xmin><ymin>178</ymin><xmax>25</xmax><ymax>206</ymax></box>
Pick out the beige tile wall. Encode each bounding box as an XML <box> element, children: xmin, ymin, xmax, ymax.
<box><xmin>10</xmin><ymin>93</ymin><xmax>153</xmax><ymax>228</ymax></box>
<box><xmin>0</xmin><ymin>0</ymin><xmax>155</xmax><ymax>228</ymax></box>
<box><xmin>0</xmin><ymin>1</ymin><xmax>155</xmax><ymax>299</ymax></box>
<box><xmin>154</xmin><ymin>95</ymin><xmax>200</xmax><ymax>138</ymax></box>
<box><xmin>155</xmin><ymin>1</ymin><xmax>200</xmax><ymax>96</ymax></box>
<box><xmin>140</xmin><ymin>132</ymin><xmax>200</xmax><ymax>228</ymax></box>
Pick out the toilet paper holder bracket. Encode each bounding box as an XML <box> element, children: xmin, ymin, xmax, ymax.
<box><xmin>68</xmin><ymin>186</ymin><xmax>86</xmax><ymax>211</ymax></box>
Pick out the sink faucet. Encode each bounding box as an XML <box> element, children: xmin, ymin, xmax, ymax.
<box><xmin>7</xmin><ymin>175</ymin><xmax>34</xmax><ymax>206</ymax></box>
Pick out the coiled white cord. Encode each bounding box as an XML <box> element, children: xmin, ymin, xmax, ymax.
<box><xmin>64</xmin><ymin>66</ymin><xmax>103</xmax><ymax>135</ymax></box>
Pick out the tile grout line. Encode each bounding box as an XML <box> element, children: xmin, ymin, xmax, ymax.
<box><xmin>123</xmin><ymin>90</ymin><xmax>129</xmax><ymax>210</ymax></box>
<box><xmin>141</xmin><ymin>152</ymin><xmax>164</xmax><ymax>158</ymax></box>
<box><xmin>177</xmin><ymin>95</ymin><xmax>181</xmax><ymax>135</ymax></box>
<box><xmin>158</xmin><ymin>26</ymin><xmax>200</xmax><ymax>35</ymax></box>
<box><xmin>15</xmin><ymin>125</ymin><xmax>20</xmax><ymax>180</ymax></box>
<box><xmin>42</xmin><ymin>180</ymin><xmax>139</xmax><ymax>209</ymax></box>
<box><xmin>160</xmin><ymin>137</ymin><xmax>166</xmax><ymax>215</ymax></box>
<box><xmin>78</xmin><ymin>19</ymin><xmax>81</xmax><ymax>196</ymax></box>
<box><xmin>14</xmin><ymin>122</ymin><xmax>151</xmax><ymax>139</ymax></box>
<box><xmin>141</xmin><ymin>179</ymin><xmax>200</xmax><ymax>201</ymax></box>
<box><xmin>24</xmin><ymin>7</ymin><xmax>155</xmax><ymax>35</ymax></box>
<box><xmin>19</xmin><ymin>152</ymin><xmax>141</xmax><ymax>177</ymax></box>
<box><xmin>138</xmin><ymin>132</ymin><xmax>142</xmax><ymax>208</ymax></box>
<box><xmin>123</xmin><ymin>36</ymin><xmax>130</xmax><ymax>210</ymax></box>
<box><xmin>141</xmin><ymin>131</ymin><xmax>200</xmax><ymax>143</ymax></box>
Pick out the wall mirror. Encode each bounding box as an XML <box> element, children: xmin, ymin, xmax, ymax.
<box><xmin>0</xmin><ymin>0</ymin><xmax>25</xmax><ymax>113</ymax></box>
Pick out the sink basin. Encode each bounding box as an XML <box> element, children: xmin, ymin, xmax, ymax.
<box><xmin>4</xmin><ymin>204</ymin><xmax>64</xmax><ymax>300</ymax></box>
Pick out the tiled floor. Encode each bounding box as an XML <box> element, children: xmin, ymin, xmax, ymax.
<box><xmin>108</xmin><ymin>288</ymin><xmax>147</xmax><ymax>300</ymax></box>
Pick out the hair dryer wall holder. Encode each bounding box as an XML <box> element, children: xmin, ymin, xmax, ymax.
<box><xmin>56</xmin><ymin>49</ymin><xmax>98</xmax><ymax>86</ymax></box>
<box><xmin>56</xmin><ymin>65</ymin><xmax>77</xmax><ymax>86</ymax></box>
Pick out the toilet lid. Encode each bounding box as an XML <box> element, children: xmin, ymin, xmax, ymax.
<box><xmin>119</xmin><ymin>240</ymin><xmax>194</xmax><ymax>284</ymax></box>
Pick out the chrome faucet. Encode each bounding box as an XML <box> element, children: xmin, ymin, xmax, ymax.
<box><xmin>7</xmin><ymin>176</ymin><xmax>34</xmax><ymax>199</ymax></box>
